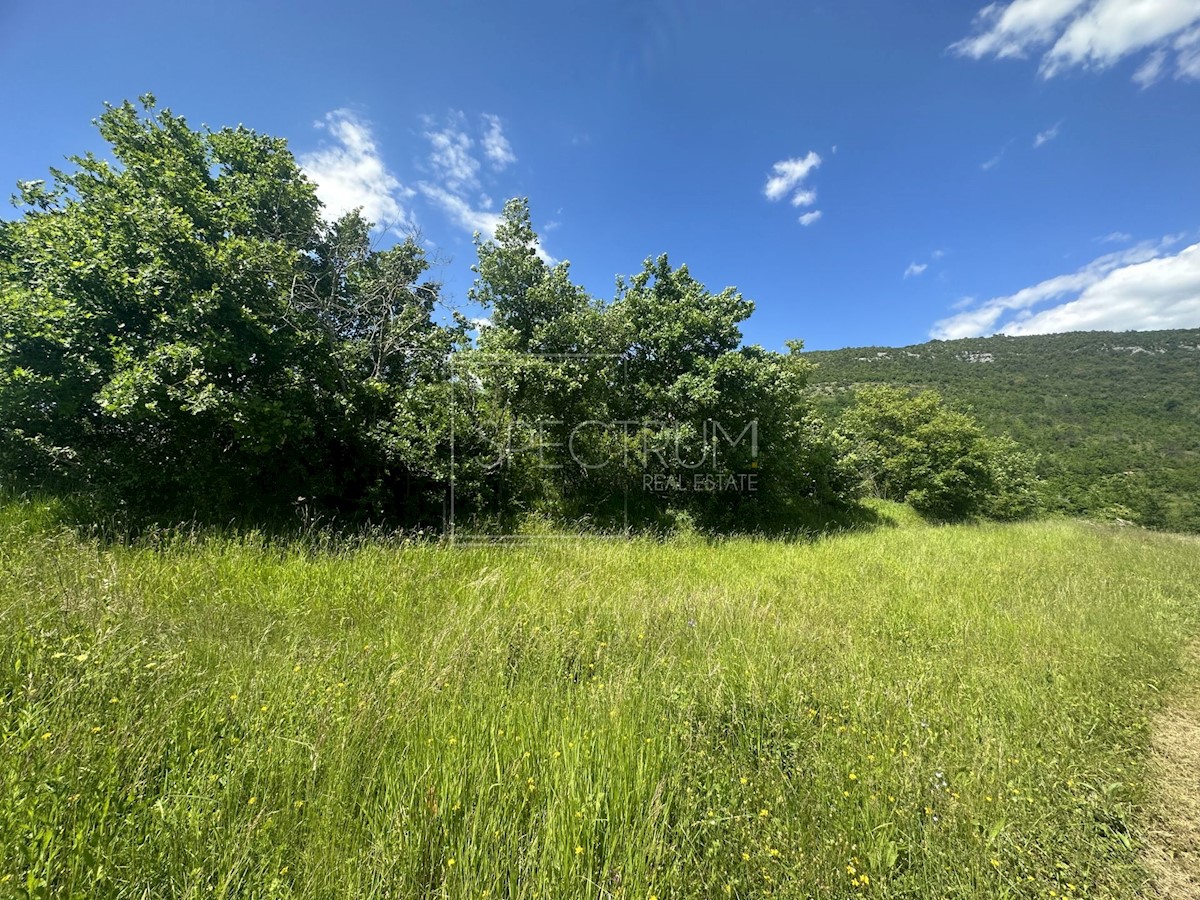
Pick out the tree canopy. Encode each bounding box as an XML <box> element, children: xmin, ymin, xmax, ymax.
<box><xmin>0</xmin><ymin>95</ymin><xmax>462</xmax><ymax>523</ymax></box>
<box><xmin>838</xmin><ymin>386</ymin><xmax>1040</xmax><ymax>521</ymax></box>
<box><xmin>0</xmin><ymin>99</ymin><xmax>1040</xmax><ymax>533</ymax></box>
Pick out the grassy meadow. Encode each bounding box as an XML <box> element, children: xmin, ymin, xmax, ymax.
<box><xmin>2</xmin><ymin>501</ymin><xmax>1199</xmax><ymax>898</ymax></box>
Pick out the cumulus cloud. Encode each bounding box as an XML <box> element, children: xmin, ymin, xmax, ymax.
<box><xmin>481</xmin><ymin>114</ymin><xmax>516</xmax><ymax>169</ymax></box>
<box><xmin>764</xmin><ymin>152</ymin><xmax>824</xmax><ymax>227</ymax></box>
<box><xmin>952</xmin><ymin>0</ymin><xmax>1200</xmax><ymax>84</ymax></box>
<box><xmin>789</xmin><ymin>189</ymin><xmax>817</xmax><ymax>208</ymax></box>
<box><xmin>1033</xmin><ymin>121</ymin><xmax>1062</xmax><ymax>147</ymax></box>
<box><xmin>1000</xmin><ymin>244</ymin><xmax>1200</xmax><ymax>334</ymax></box>
<box><xmin>300</xmin><ymin>110</ymin><xmax>414</xmax><ymax>229</ymax></box>
<box><xmin>930</xmin><ymin>237</ymin><xmax>1200</xmax><ymax>338</ymax></box>
<box><xmin>764</xmin><ymin>152</ymin><xmax>822</xmax><ymax>204</ymax></box>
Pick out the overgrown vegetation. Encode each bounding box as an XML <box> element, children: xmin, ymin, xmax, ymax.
<box><xmin>2</xmin><ymin>499</ymin><xmax>1198</xmax><ymax>897</ymax></box>
<box><xmin>3</xmin><ymin>94</ymin><xmax>1196</xmax><ymax>900</ymax></box>
<box><xmin>838</xmin><ymin>386</ymin><xmax>1040</xmax><ymax>521</ymax></box>
<box><xmin>805</xmin><ymin>330</ymin><xmax>1200</xmax><ymax>532</ymax></box>
<box><xmin>0</xmin><ymin>97</ymin><xmax>1037</xmax><ymax>533</ymax></box>
<box><xmin>0</xmin><ymin>96</ymin><xmax>462</xmax><ymax>526</ymax></box>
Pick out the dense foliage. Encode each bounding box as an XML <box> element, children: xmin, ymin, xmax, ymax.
<box><xmin>838</xmin><ymin>386</ymin><xmax>1040</xmax><ymax>521</ymax></box>
<box><xmin>0</xmin><ymin>96</ymin><xmax>462</xmax><ymax>525</ymax></box>
<box><xmin>805</xmin><ymin>331</ymin><xmax>1200</xmax><ymax>532</ymax></box>
<box><xmin>0</xmin><ymin>98</ymin><xmax>1042</xmax><ymax>532</ymax></box>
<box><xmin>459</xmin><ymin>217</ymin><xmax>858</xmax><ymax>532</ymax></box>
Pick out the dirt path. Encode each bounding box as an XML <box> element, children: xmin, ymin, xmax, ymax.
<box><xmin>1142</xmin><ymin>644</ymin><xmax>1200</xmax><ymax>898</ymax></box>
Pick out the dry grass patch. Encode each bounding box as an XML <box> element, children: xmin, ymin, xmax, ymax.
<box><xmin>1143</xmin><ymin>644</ymin><xmax>1200</xmax><ymax>899</ymax></box>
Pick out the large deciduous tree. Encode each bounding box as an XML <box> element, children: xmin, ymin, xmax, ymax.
<box><xmin>0</xmin><ymin>96</ymin><xmax>460</xmax><ymax>523</ymax></box>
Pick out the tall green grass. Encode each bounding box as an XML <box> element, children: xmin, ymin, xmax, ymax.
<box><xmin>1</xmin><ymin>502</ymin><xmax>1198</xmax><ymax>898</ymax></box>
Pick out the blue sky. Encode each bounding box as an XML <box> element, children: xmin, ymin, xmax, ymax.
<box><xmin>1</xmin><ymin>0</ymin><xmax>1198</xmax><ymax>350</ymax></box>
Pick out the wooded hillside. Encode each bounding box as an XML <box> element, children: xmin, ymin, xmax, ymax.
<box><xmin>804</xmin><ymin>329</ymin><xmax>1200</xmax><ymax>532</ymax></box>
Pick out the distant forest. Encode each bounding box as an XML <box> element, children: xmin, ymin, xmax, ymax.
<box><xmin>804</xmin><ymin>329</ymin><xmax>1200</xmax><ymax>533</ymax></box>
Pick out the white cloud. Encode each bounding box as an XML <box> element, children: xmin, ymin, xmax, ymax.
<box><xmin>423</xmin><ymin>113</ymin><xmax>480</xmax><ymax>194</ymax></box>
<box><xmin>417</xmin><ymin>182</ymin><xmax>502</xmax><ymax>240</ymax></box>
<box><xmin>300</xmin><ymin>110</ymin><xmax>414</xmax><ymax>229</ymax></box>
<box><xmin>906</xmin><ymin>251</ymin><xmax>946</xmax><ymax>279</ymax></box>
<box><xmin>789</xmin><ymin>189</ymin><xmax>817</xmax><ymax>208</ymax></box>
<box><xmin>931</xmin><ymin>236</ymin><xmax>1198</xmax><ymax>338</ymax></box>
<box><xmin>481</xmin><ymin>114</ymin><xmax>516</xmax><ymax>169</ymax></box>
<box><xmin>953</xmin><ymin>0</ymin><xmax>1200</xmax><ymax>83</ymax></box>
<box><xmin>1033</xmin><ymin>121</ymin><xmax>1062</xmax><ymax>147</ymax></box>
<box><xmin>1098</xmin><ymin>231</ymin><xmax>1133</xmax><ymax>243</ymax></box>
<box><xmin>418</xmin><ymin>182</ymin><xmax>556</xmax><ymax>265</ymax></box>
<box><xmin>934</xmin><ymin>304</ymin><xmax>1012</xmax><ymax>339</ymax></box>
<box><xmin>1133</xmin><ymin>47</ymin><xmax>1169</xmax><ymax>84</ymax></box>
<box><xmin>981</xmin><ymin>146</ymin><xmax>1008</xmax><ymax>170</ymax></box>
<box><xmin>417</xmin><ymin>111</ymin><xmax>556</xmax><ymax>263</ymax></box>
<box><xmin>765</xmin><ymin>153</ymin><xmax>825</xmax><ymax>227</ymax></box>
<box><xmin>1000</xmin><ymin>243</ymin><xmax>1200</xmax><ymax>334</ymax></box>
<box><xmin>952</xmin><ymin>0</ymin><xmax>1087</xmax><ymax>60</ymax></box>
<box><xmin>1176</xmin><ymin>25</ymin><xmax>1200</xmax><ymax>76</ymax></box>
<box><xmin>764</xmin><ymin>152</ymin><xmax>822</xmax><ymax>204</ymax></box>
<box><xmin>1043</xmin><ymin>0</ymin><xmax>1200</xmax><ymax>75</ymax></box>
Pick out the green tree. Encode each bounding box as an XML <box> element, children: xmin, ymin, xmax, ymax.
<box><xmin>1</xmin><ymin>96</ymin><xmax>322</xmax><ymax>512</ymax></box>
<box><xmin>840</xmin><ymin>386</ymin><xmax>1040</xmax><ymax>520</ymax></box>
<box><xmin>462</xmin><ymin>217</ymin><xmax>856</xmax><ymax>531</ymax></box>
<box><xmin>0</xmin><ymin>96</ymin><xmax>460</xmax><ymax>524</ymax></box>
<box><xmin>469</xmin><ymin>198</ymin><xmax>595</xmax><ymax>354</ymax></box>
<box><xmin>455</xmin><ymin>200</ymin><xmax>614</xmax><ymax>525</ymax></box>
<box><xmin>803</xmin><ymin>328</ymin><xmax>1200</xmax><ymax>533</ymax></box>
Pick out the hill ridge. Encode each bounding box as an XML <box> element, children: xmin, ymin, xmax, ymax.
<box><xmin>803</xmin><ymin>327</ymin><xmax>1200</xmax><ymax>533</ymax></box>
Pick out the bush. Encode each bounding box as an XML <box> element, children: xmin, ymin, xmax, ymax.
<box><xmin>840</xmin><ymin>386</ymin><xmax>1041</xmax><ymax>521</ymax></box>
